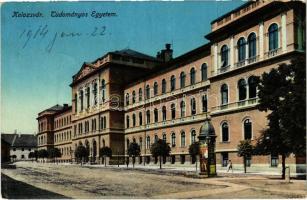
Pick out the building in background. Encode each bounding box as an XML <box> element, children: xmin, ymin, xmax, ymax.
<box><xmin>1</xmin><ymin>133</ymin><xmax>37</xmax><ymax>161</ymax></box>
<box><xmin>36</xmin><ymin>0</ymin><xmax>305</xmax><ymax>173</ymax></box>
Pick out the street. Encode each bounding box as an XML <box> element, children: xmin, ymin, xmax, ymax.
<box><xmin>1</xmin><ymin>161</ymin><xmax>306</xmax><ymax>199</ymax></box>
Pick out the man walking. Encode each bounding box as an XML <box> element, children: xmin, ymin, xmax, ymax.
<box><xmin>227</xmin><ymin>160</ymin><xmax>233</xmax><ymax>173</ymax></box>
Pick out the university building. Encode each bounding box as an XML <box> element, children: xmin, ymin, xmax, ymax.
<box><xmin>37</xmin><ymin>0</ymin><xmax>305</xmax><ymax>172</ymax></box>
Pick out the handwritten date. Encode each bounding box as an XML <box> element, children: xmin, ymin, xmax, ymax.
<box><xmin>19</xmin><ymin>25</ymin><xmax>107</xmax><ymax>53</ymax></box>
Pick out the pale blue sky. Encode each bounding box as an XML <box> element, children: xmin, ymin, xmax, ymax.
<box><xmin>1</xmin><ymin>1</ymin><xmax>245</xmax><ymax>134</ymax></box>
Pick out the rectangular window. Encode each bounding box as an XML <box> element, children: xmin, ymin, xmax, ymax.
<box><xmin>245</xmin><ymin>156</ymin><xmax>251</xmax><ymax>167</ymax></box>
<box><xmin>221</xmin><ymin>152</ymin><xmax>228</xmax><ymax>167</ymax></box>
<box><xmin>271</xmin><ymin>154</ymin><xmax>278</xmax><ymax>167</ymax></box>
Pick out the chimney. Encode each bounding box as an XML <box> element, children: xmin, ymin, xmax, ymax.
<box><xmin>156</xmin><ymin>43</ymin><xmax>173</xmax><ymax>62</ymax></box>
<box><xmin>14</xmin><ymin>129</ymin><xmax>17</xmax><ymax>134</ymax></box>
<box><xmin>63</xmin><ymin>104</ymin><xmax>68</xmax><ymax>108</ymax></box>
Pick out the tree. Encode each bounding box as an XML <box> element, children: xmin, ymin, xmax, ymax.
<box><xmin>11</xmin><ymin>155</ymin><xmax>17</xmax><ymax>162</ymax></box>
<box><xmin>127</xmin><ymin>142</ymin><xmax>141</xmax><ymax>168</ymax></box>
<box><xmin>254</xmin><ymin>57</ymin><xmax>306</xmax><ymax>179</ymax></box>
<box><xmin>99</xmin><ymin>147</ymin><xmax>112</xmax><ymax>167</ymax></box>
<box><xmin>38</xmin><ymin>149</ymin><xmax>49</xmax><ymax>162</ymax></box>
<box><xmin>189</xmin><ymin>142</ymin><xmax>200</xmax><ymax>172</ymax></box>
<box><xmin>29</xmin><ymin>152</ymin><xmax>34</xmax><ymax>161</ymax></box>
<box><xmin>33</xmin><ymin>150</ymin><xmax>39</xmax><ymax>161</ymax></box>
<box><xmin>48</xmin><ymin>148</ymin><xmax>62</xmax><ymax>163</ymax></box>
<box><xmin>75</xmin><ymin>146</ymin><xmax>88</xmax><ymax>165</ymax></box>
<box><xmin>237</xmin><ymin>140</ymin><xmax>253</xmax><ymax>173</ymax></box>
<box><xmin>150</xmin><ymin>139</ymin><xmax>171</xmax><ymax>169</ymax></box>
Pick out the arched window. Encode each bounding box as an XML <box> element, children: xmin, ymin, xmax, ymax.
<box><xmin>154</xmin><ymin>134</ymin><xmax>158</xmax><ymax>142</ymax></box>
<box><xmin>139</xmin><ymin>112</ymin><xmax>143</xmax><ymax>126</ymax></box>
<box><xmin>248</xmin><ymin>76</ymin><xmax>258</xmax><ymax>98</ymax></box>
<box><xmin>146</xmin><ymin>85</ymin><xmax>150</xmax><ymax>99</ymax></box>
<box><xmin>180</xmin><ymin>101</ymin><xmax>186</xmax><ymax>117</ymax></box>
<box><xmin>171</xmin><ymin>133</ymin><xmax>176</xmax><ymax>147</ymax></box>
<box><xmin>180</xmin><ymin>72</ymin><xmax>186</xmax><ymax>88</ymax></box>
<box><xmin>237</xmin><ymin>37</ymin><xmax>246</xmax><ymax>62</ymax></box>
<box><xmin>132</xmin><ymin>91</ymin><xmax>136</xmax><ymax>104</ymax></box>
<box><xmin>74</xmin><ymin>93</ymin><xmax>78</xmax><ymax>113</ymax></box>
<box><xmin>80</xmin><ymin>90</ymin><xmax>84</xmax><ymax>110</ymax></box>
<box><xmin>162</xmin><ymin>106</ymin><xmax>167</xmax><ymax>121</ymax></box>
<box><xmin>146</xmin><ymin>110</ymin><xmax>150</xmax><ymax>124</ymax></box>
<box><xmin>139</xmin><ymin>137</ymin><xmax>143</xmax><ymax>149</ymax></box>
<box><xmin>201</xmin><ymin>63</ymin><xmax>207</xmax><ymax>81</ymax></box>
<box><xmin>202</xmin><ymin>95</ymin><xmax>208</xmax><ymax>112</ymax></box>
<box><xmin>103</xmin><ymin>117</ymin><xmax>106</xmax><ymax>129</ymax></box>
<box><xmin>221</xmin><ymin>84</ymin><xmax>228</xmax><ymax>105</ymax></box>
<box><xmin>190</xmin><ymin>68</ymin><xmax>196</xmax><ymax>85</ymax></box>
<box><xmin>238</xmin><ymin>79</ymin><xmax>247</xmax><ymax>101</ymax></box>
<box><xmin>132</xmin><ymin>114</ymin><xmax>136</xmax><ymax>127</ymax></box>
<box><xmin>181</xmin><ymin>132</ymin><xmax>186</xmax><ymax>147</ymax></box>
<box><xmin>154</xmin><ymin>108</ymin><xmax>158</xmax><ymax>123</ymax></box>
<box><xmin>190</xmin><ymin>97</ymin><xmax>196</xmax><ymax>115</ymax></box>
<box><xmin>191</xmin><ymin>130</ymin><xmax>196</xmax><ymax>144</ymax></box>
<box><xmin>86</xmin><ymin>87</ymin><xmax>90</xmax><ymax>108</ymax></box>
<box><xmin>162</xmin><ymin>133</ymin><xmax>166</xmax><ymax>142</ymax></box>
<box><xmin>171</xmin><ymin>103</ymin><xmax>176</xmax><ymax>119</ymax></box>
<box><xmin>126</xmin><ymin>115</ymin><xmax>130</xmax><ymax>128</ymax></box>
<box><xmin>248</xmin><ymin>33</ymin><xmax>257</xmax><ymax>58</ymax></box>
<box><xmin>101</xmin><ymin>79</ymin><xmax>106</xmax><ymax>103</ymax></box>
<box><xmin>222</xmin><ymin>122</ymin><xmax>229</xmax><ymax>142</ymax></box>
<box><xmin>221</xmin><ymin>45</ymin><xmax>229</xmax><ymax>67</ymax></box>
<box><xmin>125</xmin><ymin>93</ymin><xmax>129</xmax><ymax>106</ymax></box>
<box><xmin>139</xmin><ymin>88</ymin><xmax>143</xmax><ymax>101</ymax></box>
<box><xmin>162</xmin><ymin>79</ymin><xmax>166</xmax><ymax>94</ymax></box>
<box><xmin>269</xmin><ymin>23</ymin><xmax>279</xmax><ymax>51</ymax></box>
<box><xmin>93</xmin><ymin>83</ymin><xmax>98</xmax><ymax>105</ymax></box>
<box><xmin>154</xmin><ymin>82</ymin><xmax>158</xmax><ymax>96</ymax></box>
<box><xmin>146</xmin><ymin>136</ymin><xmax>150</xmax><ymax>149</ymax></box>
<box><xmin>244</xmin><ymin>119</ymin><xmax>252</xmax><ymax>140</ymax></box>
<box><xmin>170</xmin><ymin>75</ymin><xmax>176</xmax><ymax>91</ymax></box>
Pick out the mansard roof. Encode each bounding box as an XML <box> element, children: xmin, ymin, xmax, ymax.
<box><xmin>37</xmin><ymin>104</ymin><xmax>71</xmax><ymax>118</ymax></box>
<box><xmin>110</xmin><ymin>48</ymin><xmax>158</xmax><ymax>61</ymax></box>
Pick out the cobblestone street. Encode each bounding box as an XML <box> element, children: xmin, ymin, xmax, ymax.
<box><xmin>1</xmin><ymin>162</ymin><xmax>306</xmax><ymax>199</ymax></box>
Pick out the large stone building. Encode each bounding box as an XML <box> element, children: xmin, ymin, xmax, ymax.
<box><xmin>37</xmin><ymin>0</ymin><xmax>305</xmax><ymax>172</ymax></box>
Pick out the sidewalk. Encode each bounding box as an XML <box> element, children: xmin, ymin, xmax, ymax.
<box><xmin>32</xmin><ymin>161</ymin><xmax>305</xmax><ymax>177</ymax></box>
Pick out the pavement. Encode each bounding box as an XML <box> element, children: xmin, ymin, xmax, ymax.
<box><xmin>1</xmin><ymin>161</ymin><xmax>306</xmax><ymax>199</ymax></box>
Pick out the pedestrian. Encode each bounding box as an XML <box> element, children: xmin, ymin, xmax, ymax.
<box><xmin>227</xmin><ymin>160</ymin><xmax>233</xmax><ymax>173</ymax></box>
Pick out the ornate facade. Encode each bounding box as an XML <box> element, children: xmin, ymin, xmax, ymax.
<box><xmin>37</xmin><ymin>0</ymin><xmax>305</xmax><ymax>172</ymax></box>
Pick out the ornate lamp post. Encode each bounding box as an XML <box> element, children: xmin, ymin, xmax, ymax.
<box><xmin>198</xmin><ymin>118</ymin><xmax>217</xmax><ymax>177</ymax></box>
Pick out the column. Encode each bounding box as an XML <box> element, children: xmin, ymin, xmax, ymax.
<box><xmin>245</xmin><ymin>39</ymin><xmax>249</xmax><ymax>65</ymax></box>
<box><xmin>259</xmin><ymin>21</ymin><xmax>264</xmax><ymax>60</ymax></box>
<box><xmin>96</xmin><ymin>79</ymin><xmax>100</xmax><ymax>107</ymax></box>
<box><xmin>83</xmin><ymin>87</ymin><xmax>86</xmax><ymax>111</ymax></box>
<box><xmin>230</xmin><ymin>36</ymin><xmax>234</xmax><ymax>68</ymax></box>
<box><xmin>281</xmin><ymin>12</ymin><xmax>287</xmax><ymax>53</ymax></box>
<box><xmin>89</xmin><ymin>82</ymin><xmax>93</xmax><ymax>110</ymax></box>
<box><xmin>78</xmin><ymin>89</ymin><xmax>81</xmax><ymax>112</ymax></box>
<box><xmin>213</xmin><ymin>44</ymin><xmax>218</xmax><ymax>73</ymax></box>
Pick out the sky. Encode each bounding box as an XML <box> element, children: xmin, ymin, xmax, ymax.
<box><xmin>1</xmin><ymin>1</ymin><xmax>245</xmax><ymax>134</ymax></box>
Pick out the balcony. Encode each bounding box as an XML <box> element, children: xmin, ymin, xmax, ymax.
<box><xmin>211</xmin><ymin>98</ymin><xmax>259</xmax><ymax>115</ymax></box>
<box><xmin>125</xmin><ymin>112</ymin><xmax>209</xmax><ymax>134</ymax></box>
<box><xmin>124</xmin><ymin>80</ymin><xmax>210</xmax><ymax>111</ymax></box>
<box><xmin>265</xmin><ymin>48</ymin><xmax>282</xmax><ymax>59</ymax></box>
